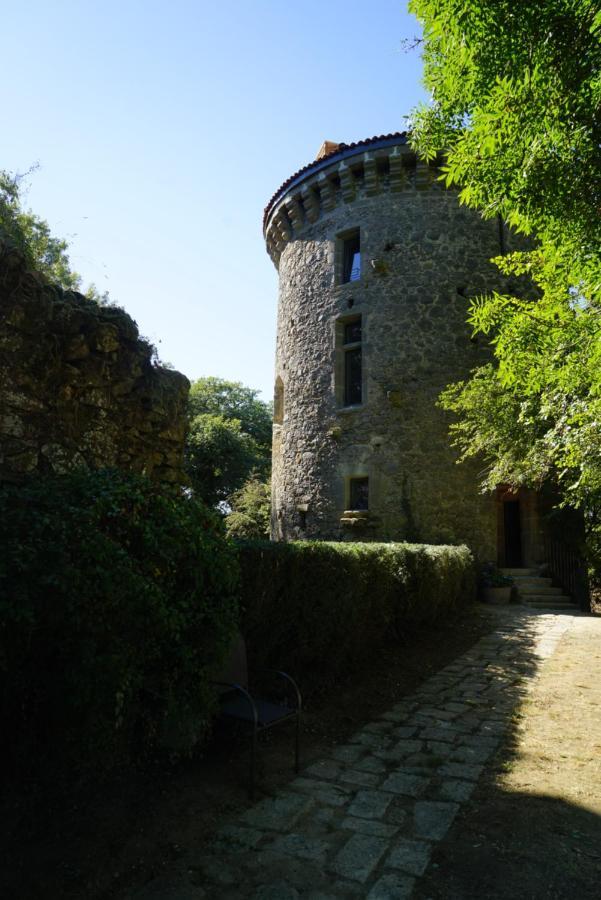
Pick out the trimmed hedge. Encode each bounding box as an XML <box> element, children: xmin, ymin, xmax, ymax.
<box><xmin>0</xmin><ymin>470</ymin><xmax>239</xmax><ymax>776</ymax></box>
<box><xmin>238</xmin><ymin>540</ymin><xmax>475</xmax><ymax>684</ymax></box>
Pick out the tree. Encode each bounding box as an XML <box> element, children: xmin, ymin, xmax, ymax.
<box><xmin>0</xmin><ymin>168</ymin><xmax>110</xmax><ymax>302</ymax></box>
<box><xmin>408</xmin><ymin>0</ymin><xmax>601</xmax><ymax>520</ymax></box>
<box><xmin>185</xmin><ymin>378</ymin><xmax>272</xmax><ymax>508</ymax></box>
<box><xmin>225</xmin><ymin>475</ymin><xmax>271</xmax><ymax>540</ymax></box>
<box><xmin>188</xmin><ymin>377</ymin><xmax>272</xmax><ymax>452</ymax></box>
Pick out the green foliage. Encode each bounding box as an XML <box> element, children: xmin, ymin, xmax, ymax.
<box><xmin>186</xmin><ymin>413</ymin><xmax>265</xmax><ymax>507</ymax></box>
<box><xmin>226</xmin><ymin>476</ymin><xmax>271</xmax><ymax>540</ymax></box>
<box><xmin>0</xmin><ymin>469</ymin><xmax>239</xmax><ymax>776</ymax></box>
<box><xmin>186</xmin><ymin>377</ymin><xmax>272</xmax><ymax>507</ymax></box>
<box><xmin>0</xmin><ymin>168</ymin><xmax>110</xmax><ymax>302</ymax></box>
<box><xmin>238</xmin><ymin>541</ymin><xmax>475</xmax><ymax>686</ymax></box>
<box><xmin>409</xmin><ymin>0</ymin><xmax>601</xmax><ymax>526</ymax></box>
<box><xmin>188</xmin><ymin>377</ymin><xmax>272</xmax><ymax>451</ymax></box>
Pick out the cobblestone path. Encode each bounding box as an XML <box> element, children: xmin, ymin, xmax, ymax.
<box><xmin>145</xmin><ymin>610</ymin><xmax>580</xmax><ymax>899</ymax></box>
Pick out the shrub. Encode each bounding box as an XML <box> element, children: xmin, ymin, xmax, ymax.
<box><xmin>237</xmin><ymin>540</ymin><xmax>475</xmax><ymax>686</ymax></box>
<box><xmin>226</xmin><ymin>476</ymin><xmax>271</xmax><ymax>540</ymax></box>
<box><xmin>0</xmin><ymin>469</ymin><xmax>238</xmax><ymax>777</ymax></box>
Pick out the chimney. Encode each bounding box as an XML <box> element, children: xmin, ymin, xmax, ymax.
<box><xmin>316</xmin><ymin>140</ymin><xmax>342</xmax><ymax>161</ymax></box>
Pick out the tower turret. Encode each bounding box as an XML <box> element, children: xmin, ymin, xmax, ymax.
<box><xmin>263</xmin><ymin>133</ymin><xmax>515</xmax><ymax>557</ymax></box>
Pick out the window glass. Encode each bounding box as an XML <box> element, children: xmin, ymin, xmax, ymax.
<box><xmin>349</xmin><ymin>477</ymin><xmax>369</xmax><ymax>510</ymax></box>
<box><xmin>342</xmin><ymin>231</ymin><xmax>361</xmax><ymax>283</ymax></box>
<box><xmin>344</xmin><ymin>320</ymin><xmax>362</xmax><ymax>345</ymax></box>
<box><xmin>344</xmin><ymin>347</ymin><xmax>362</xmax><ymax>406</ymax></box>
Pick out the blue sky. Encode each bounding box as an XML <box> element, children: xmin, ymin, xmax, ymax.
<box><xmin>3</xmin><ymin>1</ymin><xmax>427</xmax><ymax>402</ymax></box>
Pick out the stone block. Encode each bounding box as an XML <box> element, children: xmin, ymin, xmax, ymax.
<box><xmin>331</xmin><ymin>744</ymin><xmax>366</xmax><ymax>764</ymax></box>
<box><xmin>392</xmin><ymin>726</ymin><xmax>417</xmax><ymax>739</ymax></box>
<box><xmin>439</xmin><ymin>779</ymin><xmax>476</xmax><ymax>803</ymax></box>
<box><xmin>413</xmin><ymin>801</ymin><xmax>460</xmax><ymax>840</ymax></box>
<box><xmin>290</xmin><ymin>778</ymin><xmax>353</xmax><ymax>808</ymax></box>
<box><xmin>269</xmin><ymin>833</ymin><xmax>331</xmax><ymax>862</ymax></box>
<box><xmin>339</xmin><ymin>768</ymin><xmax>383</xmax><ymax>788</ymax></box>
<box><xmin>304</xmin><ymin>760</ymin><xmax>342</xmax><ymax>781</ymax></box>
<box><xmin>439</xmin><ymin>762</ymin><xmax>483</xmax><ymax>781</ymax></box>
<box><xmin>355</xmin><ymin>755</ymin><xmax>388</xmax><ymax>775</ymax></box>
<box><xmin>381</xmin><ymin>772</ymin><xmax>430</xmax><ymax>797</ymax></box>
<box><xmin>386</xmin><ymin>837</ymin><xmax>432</xmax><ymax>876</ymax></box>
<box><xmin>330</xmin><ymin>833</ymin><xmax>390</xmax><ymax>883</ymax></box>
<box><xmin>367</xmin><ymin>874</ymin><xmax>415</xmax><ymax>899</ymax></box>
<box><xmin>341</xmin><ymin>816</ymin><xmax>398</xmax><ymax>838</ymax></box>
<box><xmin>347</xmin><ymin>790</ymin><xmax>392</xmax><ymax>820</ymax></box>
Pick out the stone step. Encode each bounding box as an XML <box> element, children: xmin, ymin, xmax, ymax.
<box><xmin>501</xmin><ymin>568</ymin><xmax>538</xmax><ymax>577</ymax></box>
<box><xmin>523</xmin><ymin>606</ymin><xmax>575</xmax><ymax>613</ymax></box>
<box><xmin>522</xmin><ymin>597</ymin><xmax>575</xmax><ymax>609</ymax></box>
<box><xmin>518</xmin><ymin>584</ymin><xmax>564</xmax><ymax>596</ymax></box>
<box><xmin>511</xmin><ymin>575</ymin><xmax>552</xmax><ymax>586</ymax></box>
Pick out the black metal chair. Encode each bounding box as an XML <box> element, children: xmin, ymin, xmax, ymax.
<box><xmin>213</xmin><ymin>634</ymin><xmax>302</xmax><ymax>800</ymax></box>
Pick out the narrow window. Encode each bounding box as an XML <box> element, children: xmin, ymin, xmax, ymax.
<box><xmin>349</xmin><ymin>477</ymin><xmax>369</xmax><ymax>511</ymax></box>
<box><xmin>273</xmin><ymin>376</ymin><xmax>284</xmax><ymax>425</ymax></box>
<box><xmin>343</xmin><ymin>316</ymin><xmax>362</xmax><ymax>406</ymax></box>
<box><xmin>342</xmin><ymin>229</ymin><xmax>361</xmax><ymax>283</ymax></box>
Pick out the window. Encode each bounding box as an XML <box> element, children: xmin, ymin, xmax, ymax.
<box><xmin>342</xmin><ymin>229</ymin><xmax>361</xmax><ymax>283</ymax></box>
<box><xmin>343</xmin><ymin>316</ymin><xmax>362</xmax><ymax>406</ymax></box>
<box><xmin>273</xmin><ymin>376</ymin><xmax>284</xmax><ymax>425</ymax></box>
<box><xmin>349</xmin><ymin>477</ymin><xmax>369</xmax><ymax>511</ymax></box>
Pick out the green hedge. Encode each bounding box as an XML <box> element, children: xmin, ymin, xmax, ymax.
<box><xmin>0</xmin><ymin>470</ymin><xmax>238</xmax><ymax>776</ymax></box>
<box><xmin>238</xmin><ymin>540</ymin><xmax>475</xmax><ymax>684</ymax></box>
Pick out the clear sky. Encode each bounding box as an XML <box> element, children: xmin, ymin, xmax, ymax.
<box><xmin>3</xmin><ymin>1</ymin><xmax>427</xmax><ymax>402</ymax></box>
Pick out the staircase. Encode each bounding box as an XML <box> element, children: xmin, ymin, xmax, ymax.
<box><xmin>500</xmin><ymin>567</ymin><xmax>577</xmax><ymax>610</ymax></box>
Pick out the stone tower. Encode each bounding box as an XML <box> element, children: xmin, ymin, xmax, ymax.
<box><xmin>263</xmin><ymin>132</ymin><xmax>541</xmax><ymax>562</ymax></box>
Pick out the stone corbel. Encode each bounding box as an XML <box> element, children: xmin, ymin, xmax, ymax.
<box><xmin>415</xmin><ymin>160</ymin><xmax>432</xmax><ymax>190</ymax></box>
<box><xmin>301</xmin><ymin>184</ymin><xmax>320</xmax><ymax>223</ymax></box>
<box><xmin>273</xmin><ymin>211</ymin><xmax>292</xmax><ymax>243</ymax></box>
<box><xmin>317</xmin><ymin>173</ymin><xmax>337</xmax><ymax>212</ymax></box>
<box><xmin>363</xmin><ymin>153</ymin><xmax>379</xmax><ymax>196</ymax></box>
<box><xmin>284</xmin><ymin>195</ymin><xmax>305</xmax><ymax>232</ymax></box>
<box><xmin>339</xmin><ymin>163</ymin><xmax>356</xmax><ymax>203</ymax></box>
<box><xmin>389</xmin><ymin>148</ymin><xmax>407</xmax><ymax>193</ymax></box>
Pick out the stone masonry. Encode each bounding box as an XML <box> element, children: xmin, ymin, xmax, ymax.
<box><xmin>264</xmin><ymin>134</ymin><xmax>525</xmax><ymax>558</ymax></box>
<box><xmin>0</xmin><ymin>238</ymin><xmax>189</xmax><ymax>484</ymax></box>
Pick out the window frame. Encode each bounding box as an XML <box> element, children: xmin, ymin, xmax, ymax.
<box><xmin>335</xmin><ymin>228</ymin><xmax>361</xmax><ymax>286</ymax></box>
<box><xmin>334</xmin><ymin>312</ymin><xmax>365</xmax><ymax>409</ymax></box>
<box><xmin>348</xmin><ymin>476</ymin><xmax>369</xmax><ymax>511</ymax></box>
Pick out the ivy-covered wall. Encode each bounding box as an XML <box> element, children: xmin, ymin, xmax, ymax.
<box><xmin>0</xmin><ymin>238</ymin><xmax>189</xmax><ymax>483</ymax></box>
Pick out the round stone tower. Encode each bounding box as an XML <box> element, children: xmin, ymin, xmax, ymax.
<box><xmin>263</xmin><ymin>133</ymin><xmax>517</xmax><ymax>558</ymax></box>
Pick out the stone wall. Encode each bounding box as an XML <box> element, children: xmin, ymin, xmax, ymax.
<box><xmin>264</xmin><ymin>136</ymin><xmax>525</xmax><ymax>559</ymax></box>
<box><xmin>0</xmin><ymin>238</ymin><xmax>189</xmax><ymax>484</ymax></box>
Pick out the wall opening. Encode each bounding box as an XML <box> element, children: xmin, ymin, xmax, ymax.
<box><xmin>503</xmin><ymin>500</ymin><xmax>522</xmax><ymax>567</ymax></box>
<box><xmin>343</xmin><ymin>316</ymin><xmax>362</xmax><ymax>406</ymax></box>
<box><xmin>336</xmin><ymin>228</ymin><xmax>361</xmax><ymax>284</ymax></box>
<box><xmin>348</xmin><ymin>476</ymin><xmax>369</xmax><ymax>511</ymax></box>
<box><xmin>273</xmin><ymin>376</ymin><xmax>284</xmax><ymax>425</ymax></box>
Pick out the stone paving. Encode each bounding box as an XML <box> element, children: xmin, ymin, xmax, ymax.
<box><xmin>139</xmin><ymin>609</ymin><xmax>580</xmax><ymax>899</ymax></box>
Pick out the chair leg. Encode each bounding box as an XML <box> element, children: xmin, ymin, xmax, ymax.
<box><xmin>250</xmin><ymin>724</ymin><xmax>258</xmax><ymax>802</ymax></box>
<box><xmin>295</xmin><ymin>712</ymin><xmax>301</xmax><ymax>773</ymax></box>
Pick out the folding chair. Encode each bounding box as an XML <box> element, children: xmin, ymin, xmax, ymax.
<box><xmin>213</xmin><ymin>634</ymin><xmax>302</xmax><ymax>800</ymax></box>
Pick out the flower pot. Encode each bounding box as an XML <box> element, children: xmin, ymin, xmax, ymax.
<box><xmin>483</xmin><ymin>586</ymin><xmax>512</xmax><ymax>604</ymax></box>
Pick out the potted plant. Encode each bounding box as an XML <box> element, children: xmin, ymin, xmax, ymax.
<box><xmin>480</xmin><ymin>563</ymin><xmax>513</xmax><ymax>604</ymax></box>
